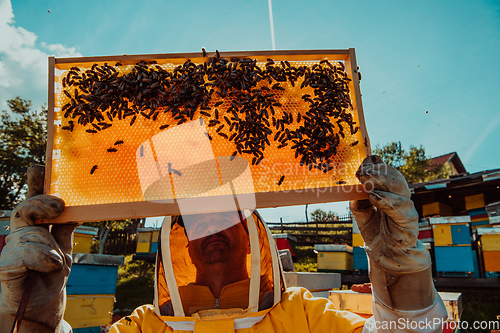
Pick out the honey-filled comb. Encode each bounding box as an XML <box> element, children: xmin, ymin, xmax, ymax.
<box><xmin>44</xmin><ymin>49</ymin><xmax>370</xmax><ymax>224</ymax></box>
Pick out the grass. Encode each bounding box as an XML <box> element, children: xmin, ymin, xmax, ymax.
<box><xmin>293</xmin><ymin>246</ymin><xmax>318</xmax><ymax>272</ymax></box>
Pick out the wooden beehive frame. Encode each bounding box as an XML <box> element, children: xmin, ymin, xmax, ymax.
<box><xmin>43</xmin><ymin>49</ymin><xmax>370</xmax><ymax>224</ymax></box>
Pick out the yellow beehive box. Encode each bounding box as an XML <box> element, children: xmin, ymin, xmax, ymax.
<box><xmin>152</xmin><ymin>230</ymin><xmax>160</xmax><ymax>242</ymax></box>
<box><xmin>315</xmin><ymin>244</ymin><xmax>353</xmax><ymax>272</ymax></box>
<box><xmin>64</xmin><ymin>294</ymin><xmax>114</xmax><ymax>328</ymax></box>
<box><xmin>352</xmin><ymin>233</ymin><xmax>364</xmax><ymax>247</ymax></box>
<box><xmin>481</xmin><ymin>234</ymin><xmax>500</xmax><ymax>251</ymax></box>
<box><xmin>465</xmin><ymin>194</ymin><xmax>485</xmax><ymax>211</ymax></box>
<box><xmin>73</xmin><ymin>233</ymin><xmax>93</xmax><ymax>253</ymax></box>
<box><xmin>73</xmin><ymin>226</ymin><xmax>98</xmax><ymax>253</ymax></box>
<box><xmin>432</xmin><ymin>224</ymin><xmax>453</xmax><ymax>246</ymax></box>
<box><xmin>422</xmin><ymin>202</ymin><xmax>452</xmax><ymax>217</ymax></box>
<box><xmin>136</xmin><ymin>242</ymin><xmax>151</xmax><ymax>253</ymax></box>
<box><xmin>137</xmin><ymin>231</ymin><xmax>152</xmax><ymax>243</ymax></box>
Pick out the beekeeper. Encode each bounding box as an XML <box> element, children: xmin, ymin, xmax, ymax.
<box><xmin>0</xmin><ymin>156</ymin><xmax>448</xmax><ymax>332</ymax></box>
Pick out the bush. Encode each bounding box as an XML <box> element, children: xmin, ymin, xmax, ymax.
<box><xmin>114</xmin><ymin>255</ymin><xmax>155</xmax><ymax>314</ymax></box>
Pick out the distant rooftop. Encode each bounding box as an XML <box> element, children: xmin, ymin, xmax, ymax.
<box><xmin>429</xmin><ymin>152</ymin><xmax>467</xmax><ymax>175</ymax></box>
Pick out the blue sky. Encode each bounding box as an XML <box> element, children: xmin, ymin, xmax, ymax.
<box><xmin>2</xmin><ymin>0</ymin><xmax>499</xmax><ymax>223</ymax></box>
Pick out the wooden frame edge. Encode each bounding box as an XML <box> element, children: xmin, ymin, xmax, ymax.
<box><xmin>345</xmin><ymin>48</ymin><xmax>371</xmax><ymax>156</ymax></box>
<box><xmin>53</xmin><ymin>49</ymin><xmax>351</xmax><ymax>65</ymax></box>
<box><xmin>38</xmin><ymin>185</ymin><xmax>368</xmax><ymax>224</ymax></box>
<box><xmin>44</xmin><ymin>57</ymin><xmax>55</xmax><ymax>194</ymax></box>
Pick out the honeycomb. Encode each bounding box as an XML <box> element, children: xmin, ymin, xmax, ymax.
<box><xmin>48</xmin><ymin>52</ymin><xmax>368</xmax><ymax>214</ymax></box>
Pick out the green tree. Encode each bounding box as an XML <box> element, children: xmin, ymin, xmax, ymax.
<box><xmin>374</xmin><ymin>141</ymin><xmax>450</xmax><ymax>184</ymax></box>
<box><xmin>0</xmin><ymin>97</ymin><xmax>47</xmax><ymax>209</ymax></box>
<box><xmin>310</xmin><ymin>209</ymin><xmax>338</xmax><ymax>222</ymax></box>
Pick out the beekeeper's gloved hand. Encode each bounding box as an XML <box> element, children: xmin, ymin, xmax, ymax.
<box><xmin>0</xmin><ymin>165</ymin><xmax>79</xmax><ymax>333</ymax></box>
<box><xmin>350</xmin><ymin>156</ymin><xmax>434</xmax><ymax>311</ymax></box>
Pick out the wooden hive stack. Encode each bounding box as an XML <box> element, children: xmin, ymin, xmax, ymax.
<box><xmin>315</xmin><ymin>244</ymin><xmax>353</xmax><ymax>273</ymax></box>
<box><xmin>465</xmin><ymin>194</ymin><xmax>490</xmax><ymax>228</ymax></box>
<box><xmin>351</xmin><ymin>218</ymin><xmax>367</xmax><ymax>274</ymax></box>
<box><xmin>64</xmin><ymin>253</ymin><xmax>124</xmax><ymax>332</ymax></box>
<box><xmin>476</xmin><ymin>226</ymin><xmax>500</xmax><ymax>278</ymax></box>
<box><xmin>430</xmin><ymin>216</ymin><xmax>475</xmax><ymax>277</ymax></box>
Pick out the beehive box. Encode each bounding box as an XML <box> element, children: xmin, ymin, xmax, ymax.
<box><xmin>429</xmin><ymin>216</ymin><xmax>471</xmax><ymax>246</ymax></box>
<box><xmin>272</xmin><ymin>233</ymin><xmax>297</xmax><ymax>256</ymax></box>
<box><xmin>434</xmin><ymin>246</ymin><xmax>474</xmax><ymax>276</ymax></box>
<box><xmin>65</xmin><ymin>253</ymin><xmax>123</xmax><ymax>329</ymax></box>
<box><xmin>64</xmin><ymin>294</ymin><xmax>114</xmax><ymax>329</ymax></box>
<box><xmin>315</xmin><ymin>244</ymin><xmax>353</xmax><ymax>272</ymax></box>
<box><xmin>42</xmin><ymin>49</ymin><xmax>370</xmax><ymax>224</ymax></box>
<box><xmin>136</xmin><ymin>227</ymin><xmax>160</xmax><ymax>254</ymax></box>
<box><xmin>477</xmin><ymin>227</ymin><xmax>500</xmax><ymax>273</ymax></box>
<box><xmin>73</xmin><ymin>226</ymin><xmax>98</xmax><ymax>253</ymax></box>
<box><xmin>422</xmin><ymin>202</ymin><xmax>453</xmax><ymax>217</ymax></box>
<box><xmin>66</xmin><ymin>253</ymin><xmax>124</xmax><ymax>295</ymax></box>
<box><xmin>352</xmin><ymin>246</ymin><xmax>368</xmax><ymax>272</ymax></box>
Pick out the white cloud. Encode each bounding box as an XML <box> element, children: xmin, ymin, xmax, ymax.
<box><xmin>0</xmin><ymin>0</ymin><xmax>82</xmax><ymax>110</ymax></box>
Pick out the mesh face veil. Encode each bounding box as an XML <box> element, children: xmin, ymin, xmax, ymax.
<box><xmin>154</xmin><ymin>211</ymin><xmax>285</xmax><ymax>318</ymax></box>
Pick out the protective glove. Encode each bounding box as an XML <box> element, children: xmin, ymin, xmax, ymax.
<box><xmin>0</xmin><ymin>165</ymin><xmax>79</xmax><ymax>332</ymax></box>
<box><xmin>349</xmin><ymin>156</ymin><xmax>434</xmax><ymax>311</ymax></box>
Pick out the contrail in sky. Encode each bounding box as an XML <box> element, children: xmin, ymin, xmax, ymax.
<box><xmin>268</xmin><ymin>0</ymin><xmax>276</xmax><ymax>50</ymax></box>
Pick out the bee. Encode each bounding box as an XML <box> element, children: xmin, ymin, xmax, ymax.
<box><xmin>217</xmin><ymin>132</ymin><xmax>228</xmax><ymax>139</ymax></box>
<box><xmin>364</xmin><ymin>137</ymin><xmax>368</xmax><ymax>147</ymax></box>
<box><xmin>114</xmin><ymin>140</ymin><xmax>124</xmax><ymax>146</ymax></box>
<box><xmin>90</xmin><ymin>165</ymin><xmax>98</xmax><ymax>174</ymax></box>
<box><xmin>130</xmin><ymin>115</ymin><xmax>137</xmax><ymax>126</ymax></box>
<box><xmin>160</xmin><ymin>124</ymin><xmax>170</xmax><ymax>130</ymax></box>
<box><xmin>202</xmin><ymin>48</ymin><xmax>207</xmax><ymax>57</ymax></box>
<box><xmin>214</xmin><ymin>101</ymin><xmax>223</xmax><ymax>107</ymax></box>
<box><xmin>336</xmin><ymin>180</ymin><xmax>347</xmax><ymax>185</ymax></box>
<box><xmin>107</xmin><ymin>148</ymin><xmax>118</xmax><ymax>152</ymax></box>
<box><xmin>230</xmin><ymin>151</ymin><xmax>237</xmax><ymax>161</ymax></box>
<box><xmin>63</xmin><ymin>90</ymin><xmax>71</xmax><ymax>98</ymax></box>
<box><xmin>86</xmin><ymin>129</ymin><xmax>97</xmax><ymax>134</ymax></box>
<box><xmin>124</xmin><ymin>317</ymin><xmax>132</xmax><ymax>325</ymax></box>
<box><xmin>115</xmin><ymin>62</ymin><xmax>122</xmax><ymax>67</ymax></box>
<box><xmin>62</xmin><ymin>121</ymin><xmax>74</xmax><ymax>132</ymax></box>
<box><xmin>215</xmin><ymin>50</ymin><xmax>220</xmax><ymax>59</ymax></box>
<box><xmin>350</xmin><ymin>141</ymin><xmax>359</xmax><ymax>147</ymax></box>
<box><xmin>200</xmin><ymin>111</ymin><xmax>211</xmax><ymax>117</ymax></box>
<box><xmin>277</xmin><ymin>175</ymin><xmax>285</xmax><ymax>186</ymax></box>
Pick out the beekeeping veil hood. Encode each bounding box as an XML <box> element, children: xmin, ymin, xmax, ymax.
<box><xmin>153</xmin><ymin>210</ymin><xmax>286</xmax><ymax>322</ymax></box>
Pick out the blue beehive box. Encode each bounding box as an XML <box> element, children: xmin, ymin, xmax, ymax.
<box><xmin>353</xmin><ymin>247</ymin><xmax>368</xmax><ymax>272</ymax></box>
<box><xmin>434</xmin><ymin>246</ymin><xmax>474</xmax><ymax>275</ymax></box>
<box><xmin>67</xmin><ymin>253</ymin><xmax>124</xmax><ymax>295</ymax></box>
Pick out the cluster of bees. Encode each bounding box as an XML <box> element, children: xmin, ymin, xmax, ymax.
<box><xmin>60</xmin><ymin>52</ymin><xmax>358</xmax><ymax>178</ymax></box>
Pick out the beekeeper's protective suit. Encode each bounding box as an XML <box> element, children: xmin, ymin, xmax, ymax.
<box><xmin>0</xmin><ymin>157</ymin><xmax>448</xmax><ymax>333</ymax></box>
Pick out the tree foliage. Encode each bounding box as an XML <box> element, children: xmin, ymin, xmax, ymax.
<box><xmin>373</xmin><ymin>141</ymin><xmax>450</xmax><ymax>184</ymax></box>
<box><xmin>0</xmin><ymin>97</ymin><xmax>47</xmax><ymax>209</ymax></box>
<box><xmin>310</xmin><ymin>209</ymin><xmax>338</xmax><ymax>222</ymax></box>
